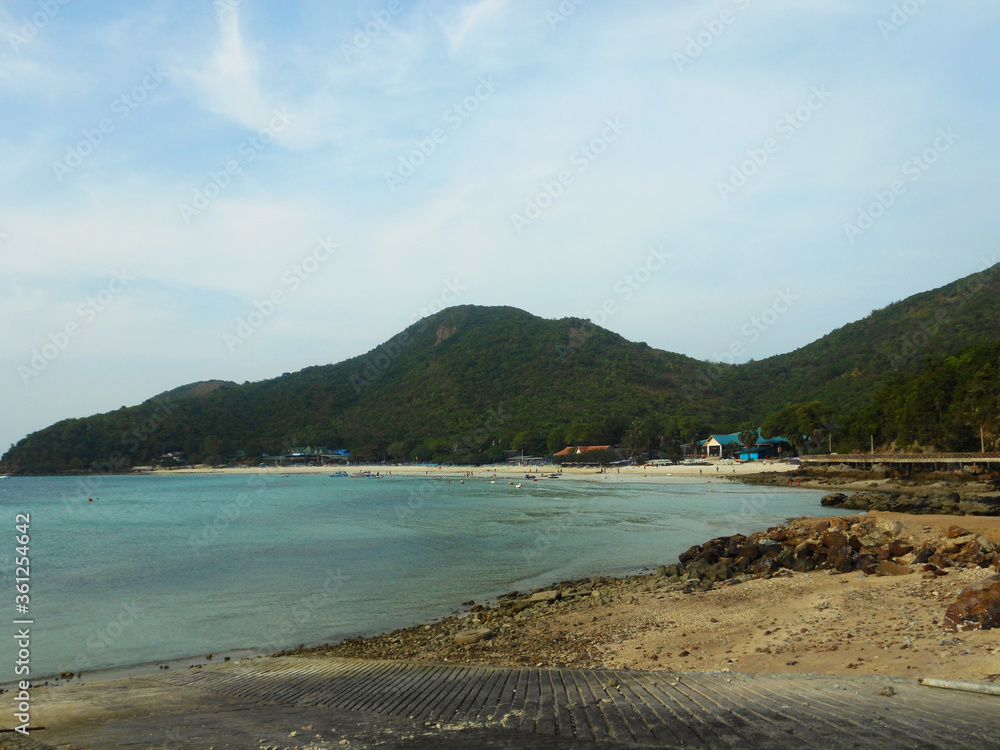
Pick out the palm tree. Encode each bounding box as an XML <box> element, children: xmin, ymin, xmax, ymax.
<box><xmin>738</xmin><ymin>422</ymin><xmax>758</xmax><ymax>458</ymax></box>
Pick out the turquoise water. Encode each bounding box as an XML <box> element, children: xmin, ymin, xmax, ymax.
<box><xmin>0</xmin><ymin>474</ymin><xmax>853</xmax><ymax>680</ymax></box>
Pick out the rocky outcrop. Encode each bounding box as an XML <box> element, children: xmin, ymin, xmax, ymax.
<box><xmin>943</xmin><ymin>581</ymin><xmax>1000</xmax><ymax>632</ymax></box>
<box><xmin>821</xmin><ymin>492</ymin><xmax>1000</xmax><ymax>516</ymax></box>
<box><xmin>667</xmin><ymin>516</ymin><xmax>1000</xmax><ymax>587</ymax></box>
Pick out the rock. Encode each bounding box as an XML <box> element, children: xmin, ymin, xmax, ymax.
<box><xmin>952</xmin><ymin>544</ymin><xmax>987</xmax><ymax>568</ymax></box>
<box><xmin>943</xmin><ymin>581</ymin><xmax>1000</xmax><ymax>632</ymax></box>
<box><xmin>887</xmin><ymin>540</ymin><xmax>912</xmax><ymax>557</ymax></box>
<box><xmin>530</xmin><ymin>590</ymin><xmax>560</xmax><ymax>603</ymax></box>
<box><xmin>977</xmin><ymin>536</ymin><xmax>996</xmax><ymax>553</ymax></box>
<box><xmin>927</xmin><ymin>553</ymin><xmax>955</xmax><ymax>569</ymax></box>
<box><xmin>946</xmin><ymin>525</ymin><xmax>971</xmax><ymax>539</ymax></box>
<box><xmin>454</xmin><ymin>628</ymin><xmax>494</xmax><ymax>645</ymax></box>
<box><xmin>822</xmin><ymin>531</ymin><xmax>849</xmax><ymax>550</ymax></box>
<box><xmin>943</xmin><ymin>534</ymin><xmax>977</xmax><ymax>553</ymax></box>
<box><xmin>875</xmin><ymin>560</ymin><xmax>913</xmax><ymax>576</ymax></box>
<box><xmin>678</xmin><ymin>545</ymin><xmax>701</xmax><ymax>564</ymax></box>
<box><xmin>821</xmin><ymin>493</ymin><xmax>846</xmax><ymax>507</ymax></box>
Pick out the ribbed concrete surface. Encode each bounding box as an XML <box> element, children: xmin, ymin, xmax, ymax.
<box><xmin>161</xmin><ymin>657</ymin><xmax>1000</xmax><ymax>748</ymax></box>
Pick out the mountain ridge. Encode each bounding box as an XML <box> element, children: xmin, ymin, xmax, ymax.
<box><xmin>3</xmin><ymin>262</ymin><xmax>999</xmax><ymax>473</ymax></box>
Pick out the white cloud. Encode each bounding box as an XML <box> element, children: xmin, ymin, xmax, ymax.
<box><xmin>174</xmin><ymin>7</ymin><xmax>271</xmax><ymax>131</ymax></box>
<box><xmin>439</xmin><ymin>0</ymin><xmax>509</xmax><ymax>53</ymax></box>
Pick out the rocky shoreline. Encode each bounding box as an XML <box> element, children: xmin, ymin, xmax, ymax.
<box><xmin>820</xmin><ymin>490</ymin><xmax>1000</xmax><ymax>515</ymax></box>
<box><xmin>735</xmin><ymin>467</ymin><xmax>1000</xmax><ymax>516</ymax></box>
<box><xmin>282</xmin><ymin>513</ymin><xmax>1000</xmax><ymax>679</ymax></box>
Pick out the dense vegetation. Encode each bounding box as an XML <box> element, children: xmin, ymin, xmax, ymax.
<box><xmin>840</xmin><ymin>339</ymin><xmax>1000</xmax><ymax>452</ymax></box>
<box><xmin>718</xmin><ymin>259</ymin><xmax>1000</xmax><ymax>416</ymax></box>
<box><xmin>3</xmin><ymin>262</ymin><xmax>998</xmax><ymax>474</ymax></box>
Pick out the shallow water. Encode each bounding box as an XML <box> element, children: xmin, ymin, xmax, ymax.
<box><xmin>0</xmin><ymin>473</ymin><xmax>853</xmax><ymax>680</ymax></box>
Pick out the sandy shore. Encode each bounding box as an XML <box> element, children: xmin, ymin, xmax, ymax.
<box><xmin>148</xmin><ymin>460</ymin><xmax>799</xmax><ymax>481</ymax></box>
<box><xmin>302</xmin><ymin>512</ymin><xmax>1000</xmax><ymax>683</ymax></box>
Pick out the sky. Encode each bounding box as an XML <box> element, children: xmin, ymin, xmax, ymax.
<box><xmin>2</xmin><ymin>0</ymin><xmax>999</xmax><ymax>453</ymax></box>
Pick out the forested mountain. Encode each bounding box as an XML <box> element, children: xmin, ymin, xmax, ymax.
<box><xmin>3</xmin><ymin>262</ymin><xmax>998</xmax><ymax>474</ymax></box>
<box><xmin>720</xmin><ymin>259</ymin><xmax>1000</xmax><ymax>416</ymax></box>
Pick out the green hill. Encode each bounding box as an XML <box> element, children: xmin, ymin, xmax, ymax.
<box><xmin>0</xmin><ymin>307</ymin><xmax>722</xmax><ymax>472</ymax></box>
<box><xmin>720</xmin><ymin>260</ymin><xmax>1000</xmax><ymax>417</ymax></box>
<box><xmin>3</xmin><ymin>262</ymin><xmax>998</xmax><ymax>474</ymax></box>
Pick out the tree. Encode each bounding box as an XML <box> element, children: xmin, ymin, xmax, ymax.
<box><xmin>564</xmin><ymin>422</ymin><xmax>599</xmax><ymax>445</ymax></box>
<box><xmin>761</xmin><ymin>401</ymin><xmax>837</xmax><ymax>454</ymax></box>
<box><xmin>738</xmin><ymin>422</ymin><xmax>758</xmax><ymax>456</ymax></box>
<box><xmin>623</xmin><ymin>419</ymin><xmax>646</xmax><ymax>457</ymax></box>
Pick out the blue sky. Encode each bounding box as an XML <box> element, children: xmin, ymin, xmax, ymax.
<box><xmin>2</xmin><ymin>0</ymin><xmax>999</xmax><ymax>452</ymax></box>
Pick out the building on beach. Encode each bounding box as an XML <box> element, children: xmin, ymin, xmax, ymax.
<box><xmin>263</xmin><ymin>446</ymin><xmax>351</xmax><ymax>466</ymax></box>
<box><xmin>694</xmin><ymin>430</ymin><xmax>791</xmax><ymax>460</ymax></box>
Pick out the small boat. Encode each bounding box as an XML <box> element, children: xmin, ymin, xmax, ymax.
<box><xmin>524</xmin><ymin>474</ymin><xmax>536</xmax><ymax>479</ymax></box>
<box><xmin>329</xmin><ymin>471</ymin><xmax>348</xmax><ymax>477</ymax></box>
<box><xmin>515</xmin><ymin>482</ymin><xmax>523</xmax><ymax>488</ymax></box>
<box><xmin>490</xmin><ymin>480</ymin><xmax>495</xmax><ymax>484</ymax></box>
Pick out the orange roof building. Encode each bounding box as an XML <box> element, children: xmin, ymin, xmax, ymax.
<box><xmin>553</xmin><ymin>445</ymin><xmax>612</xmax><ymax>457</ymax></box>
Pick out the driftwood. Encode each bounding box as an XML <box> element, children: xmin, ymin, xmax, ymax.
<box><xmin>919</xmin><ymin>678</ymin><xmax>1000</xmax><ymax>696</ymax></box>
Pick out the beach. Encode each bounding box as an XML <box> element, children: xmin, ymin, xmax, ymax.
<box><xmin>296</xmin><ymin>511</ymin><xmax>1000</xmax><ymax>683</ymax></box>
<box><xmin>148</xmin><ymin>460</ymin><xmax>799</xmax><ymax>481</ymax></box>
<box><xmin>10</xmin><ymin>472</ymin><xmax>1000</xmax><ymax>748</ymax></box>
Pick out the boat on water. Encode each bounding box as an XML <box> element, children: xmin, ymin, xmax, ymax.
<box><xmin>329</xmin><ymin>471</ymin><xmax>348</xmax><ymax>477</ymax></box>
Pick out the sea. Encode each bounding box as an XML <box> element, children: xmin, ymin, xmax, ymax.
<box><xmin>0</xmin><ymin>473</ymin><xmax>855</xmax><ymax>682</ymax></box>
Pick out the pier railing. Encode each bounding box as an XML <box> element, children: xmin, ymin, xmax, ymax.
<box><xmin>801</xmin><ymin>452</ymin><xmax>1000</xmax><ymax>465</ymax></box>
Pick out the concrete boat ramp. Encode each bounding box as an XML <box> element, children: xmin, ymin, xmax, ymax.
<box><xmin>8</xmin><ymin>656</ymin><xmax>1000</xmax><ymax>749</ymax></box>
